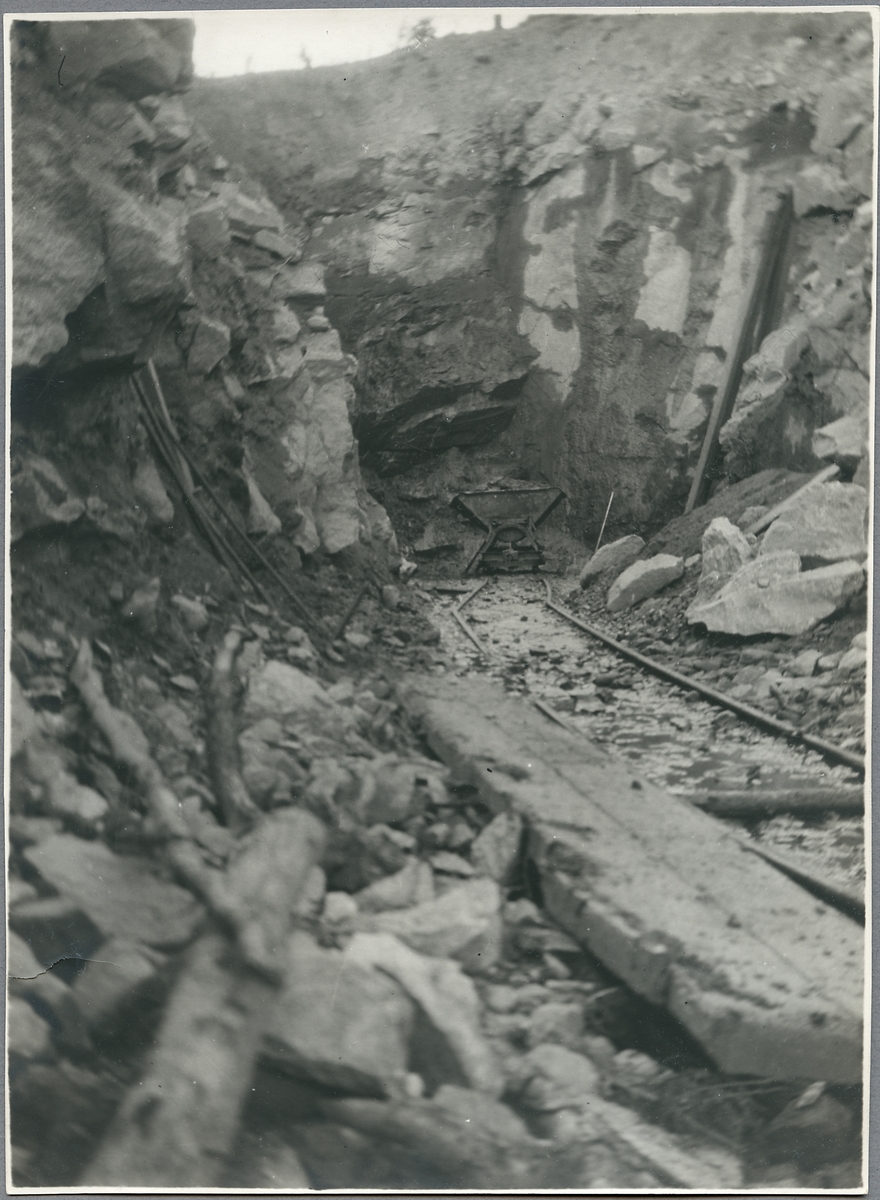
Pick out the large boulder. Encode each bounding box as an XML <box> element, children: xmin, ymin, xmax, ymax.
<box><xmin>579</xmin><ymin>535</ymin><xmax>645</xmax><ymax>588</ymax></box>
<box><xmin>687</xmin><ymin>551</ymin><xmax>864</xmax><ymax>636</ymax></box>
<box><xmin>23</xmin><ymin>834</ymin><xmax>203</xmax><ymax>951</ymax></box>
<box><xmin>760</xmin><ymin>483</ymin><xmax>868</xmax><ymax>563</ymax></box>
<box><xmin>688</xmin><ymin>517</ymin><xmax>753</xmax><ymax>609</ymax></box>
<box><xmin>263</xmin><ymin>930</ymin><xmax>414</xmax><ymax>1095</ymax></box>
<box><xmin>606</xmin><ymin>554</ymin><xmax>684</xmax><ymax>612</ymax></box>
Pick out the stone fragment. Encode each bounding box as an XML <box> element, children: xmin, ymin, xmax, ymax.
<box><xmin>433</xmin><ymin>1084</ymin><xmax>530</xmax><ymax>1140</ymax></box>
<box><xmin>430</xmin><ymin>852</ymin><xmax>474</xmax><ymax>876</ymax></box>
<box><xmin>838</xmin><ymin>647</ymin><xmax>867</xmax><ymax>674</ymax></box>
<box><xmin>244</xmin><ymin>660</ymin><xmax>331</xmax><ymax>723</ymax></box>
<box><xmin>218</xmin><ymin>183</ymin><xmax>284</xmax><ymax>235</ymax></box>
<box><xmin>355</xmin><ymin>755</ymin><xmax>441</xmax><ymax>826</ymax></box>
<box><xmin>272</xmin><ymin>305</ymin><xmax>301</xmax><ymax>344</ymax></box>
<box><xmin>243</xmin><ymin>466</ymin><xmax>283</xmax><ymax>536</ymax></box>
<box><xmin>793</xmin><ymin>162</ymin><xmax>864</xmax><ymax>216</ymax></box>
<box><xmin>273</xmin><ymin>260</ymin><xmax>326</xmax><ymax>300</ymax></box>
<box><xmin>381</xmin><ymin>584</ymin><xmax>401</xmax><ymax>610</ymax></box>
<box><xmin>579</xmin><ymin>535</ymin><xmax>645</xmax><ymax>587</ymax></box>
<box><xmin>687</xmin><ymin>552</ymin><xmax>864</xmax><ymax>636</ymax></box>
<box><xmin>71</xmin><ymin>938</ymin><xmax>163</xmax><ymax>1034</ymax></box>
<box><xmin>252</xmin><ymin>228</ymin><xmax>300</xmax><ymax>259</ymax></box>
<box><xmin>105</xmin><ymin>194</ymin><xmax>188</xmax><ymax>306</ymax></box>
<box><xmin>263</xmin><ymin>930</ymin><xmax>414</xmax><ymax>1096</ymax></box>
<box><xmin>323</xmin><ymin>891</ymin><xmax>360</xmax><ymax>924</ymax></box>
<box><xmin>347</xmin><ymin>932</ymin><xmax>503</xmax><ymax>1096</ymax></box>
<box><xmin>133</xmin><ymin>455</ymin><xmax>174</xmax><ymax>525</ymax></box>
<box><xmin>186</xmin><ymin>314</ymin><xmax>230</xmax><ymax>375</ymax></box>
<box><xmin>149</xmin><ymin>95</ymin><xmax>192</xmax><ymax>150</ymax></box>
<box><xmin>689</xmin><ymin>517</ymin><xmax>753</xmax><ymax>606</ymax></box>
<box><xmin>122</xmin><ymin>577</ymin><xmax>161</xmax><ymax>630</ymax></box>
<box><xmin>811</xmin><ymin>79</ymin><xmax>871</xmax><ymax>156</ymax></box>
<box><xmin>789</xmin><ymin>649</ymin><xmax>821</xmax><ymax>678</ymax></box>
<box><xmin>508</xmin><ymin>1042</ymin><xmax>601</xmax><ymax>1111</ymax></box>
<box><xmin>814</xmin><ymin>369</ymin><xmax>869</xmax><ymax>416</ymax></box>
<box><xmin>24</xmin><ymin>741</ymin><xmax>108</xmax><ymax>833</ymax></box>
<box><xmin>11</xmin><ymin>455</ymin><xmax>85</xmax><ymax>542</ymax></box>
<box><xmin>355</xmin><ymin>859</ymin><xmax>436</xmax><ymax>913</ymax></box>
<box><xmin>239</xmin><ymin>718</ymin><xmax>308</xmax><ymax>806</ymax></box>
<box><xmin>607</xmin><ymin>554</ymin><xmax>684</xmax><ymax>612</ymax></box>
<box><xmin>8</xmin><ymin>996</ymin><xmax>52</xmax><ymax>1064</ymax></box>
<box><xmin>760</xmin><ymin>483</ymin><xmax>867</xmax><ymax>563</ymax></box>
<box><xmin>186</xmin><ymin>203</ymin><xmax>230</xmax><ymax>257</ymax></box>
<box><xmin>470</xmin><ymin>810</ymin><xmax>523</xmax><ymax>885</ymax></box>
<box><xmin>851</xmin><ymin>632</ymin><xmax>867</xmax><ymax>651</ymax></box>
<box><xmin>9</xmin><ymin>895</ymin><xmax>103</xmax><ymax>971</ymax></box>
<box><xmin>812</xmin><ymin>414</ymin><xmax>869</xmax><ymax>469</ymax></box>
<box><xmin>364</xmin><ymin>877</ymin><xmax>502</xmax><ymax>971</ymax></box>
<box><xmin>24</xmin><ymin>834</ymin><xmax>203</xmax><ymax>950</ymax></box>
<box><xmin>171</xmin><ymin>594</ymin><xmax>209</xmax><ymax>633</ymax></box>
<box><xmin>527</xmin><ymin>1001</ymin><xmax>585</xmax><ymax>1049</ymax></box>
<box><xmin>744</xmin><ymin>326</ymin><xmax>809</xmax><ymax>385</ymax></box>
<box><xmin>307</xmin><ymin>313</ymin><xmax>331</xmax><ymax>332</ymax></box>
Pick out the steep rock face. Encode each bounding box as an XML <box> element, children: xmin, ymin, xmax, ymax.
<box><xmin>190</xmin><ymin>11</ymin><xmax>873</xmax><ymax>540</ymax></box>
<box><xmin>10</xmin><ymin>18</ymin><xmax>390</xmax><ymax>560</ymax></box>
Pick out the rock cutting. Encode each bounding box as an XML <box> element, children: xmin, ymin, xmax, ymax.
<box><xmin>7</xmin><ymin>10</ymin><xmax>872</xmax><ymax>1193</ymax></box>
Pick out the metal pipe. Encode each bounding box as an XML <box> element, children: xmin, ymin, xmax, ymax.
<box><xmin>595</xmin><ymin>490</ymin><xmax>614</xmax><ymax>554</ymax></box>
<box><xmin>542</xmin><ymin>580</ymin><xmax>864</xmax><ymax>776</ymax></box>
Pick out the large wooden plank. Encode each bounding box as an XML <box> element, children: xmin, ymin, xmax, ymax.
<box><xmin>400</xmin><ymin>674</ymin><xmax>863</xmax><ymax>1083</ymax></box>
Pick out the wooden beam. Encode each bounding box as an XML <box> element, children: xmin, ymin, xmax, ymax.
<box><xmin>684</xmin><ymin>190</ymin><xmax>794</xmax><ymax>514</ymax></box>
<box><xmin>399</xmin><ymin>674</ymin><xmax>863</xmax><ymax>1083</ymax></box>
<box><xmin>744</xmin><ymin>463</ymin><xmax>840</xmax><ymax>535</ymax></box>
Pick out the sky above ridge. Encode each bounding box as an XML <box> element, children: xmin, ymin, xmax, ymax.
<box><xmin>192</xmin><ymin>8</ymin><xmax>542</xmax><ymax>76</ymax></box>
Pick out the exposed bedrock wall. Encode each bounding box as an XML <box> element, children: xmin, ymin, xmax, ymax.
<box><xmin>190</xmin><ymin>11</ymin><xmax>875</xmax><ymax>539</ymax></box>
<box><xmin>10</xmin><ymin>18</ymin><xmax>391</xmax><ymax>560</ymax></box>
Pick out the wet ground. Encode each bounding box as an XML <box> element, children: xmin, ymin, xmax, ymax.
<box><xmin>426</xmin><ymin>575</ymin><xmax>865</xmax><ymax>900</ymax></box>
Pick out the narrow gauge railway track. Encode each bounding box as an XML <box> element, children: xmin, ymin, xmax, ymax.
<box><xmin>430</xmin><ymin>575</ymin><xmax>866</xmax><ymax>914</ymax></box>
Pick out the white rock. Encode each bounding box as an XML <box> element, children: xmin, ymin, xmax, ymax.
<box><xmin>789</xmin><ymin>649</ymin><xmax>821</xmax><ymax>678</ymax></box>
<box><xmin>837</xmin><ymin>647</ymin><xmax>867</xmax><ymax>673</ymax></box>
<box><xmin>687</xmin><ymin>552</ymin><xmax>865</xmax><ymax>636</ymax></box>
<box><xmin>812</xmin><ymin>414</ymin><xmax>869</xmax><ymax>467</ymax></box>
<box><xmin>579</xmin><ymin>535</ymin><xmax>645</xmax><ymax>588</ymax></box>
<box><xmin>171</xmin><ymin>595</ymin><xmax>209</xmax><ymax>633</ymax></box>
<box><xmin>263</xmin><ymin>929</ymin><xmax>414</xmax><ymax>1094</ymax></box>
<box><xmin>607</xmin><ymin>554</ymin><xmax>684</xmax><ymax>613</ymax></box>
<box><xmin>346</xmin><ymin>931</ymin><xmax>503</xmax><ymax>1095</ymax></box>
<box><xmin>133</xmin><ymin>455</ymin><xmax>174</xmax><ymax>525</ymax></box>
<box><xmin>363</xmin><ymin>876</ymin><xmax>502</xmax><ymax>972</ymax></box>
<box><xmin>689</xmin><ymin>517</ymin><xmax>753</xmax><ymax>606</ymax></box>
<box><xmin>850</xmin><ymin>631</ymin><xmax>867</xmax><ymax>651</ymax></box>
<box><xmin>760</xmin><ymin>483</ymin><xmax>867</xmax><ymax>563</ymax></box>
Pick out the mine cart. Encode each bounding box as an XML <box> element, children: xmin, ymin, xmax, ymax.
<box><xmin>452</xmin><ymin>485</ymin><xmax>565</xmax><ymax>575</ymax></box>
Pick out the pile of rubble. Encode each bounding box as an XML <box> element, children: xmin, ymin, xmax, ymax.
<box><xmin>9</xmin><ymin>581</ymin><xmax>861</xmax><ymax>1189</ymax></box>
<box><xmin>574</xmin><ymin>472</ymin><xmax>867</xmax><ymax>755</ymax></box>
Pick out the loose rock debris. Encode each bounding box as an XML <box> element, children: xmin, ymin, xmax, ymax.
<box><xmin>8</xmin><ymin>9</ymin><xmax>870</xmax><ymax>1194</ymax></box>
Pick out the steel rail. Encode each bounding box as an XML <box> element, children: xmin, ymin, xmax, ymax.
<box><xmin>542</xmin><ymin>579</ymin><xmax>865</xmax><ymax>776</ymax></box>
